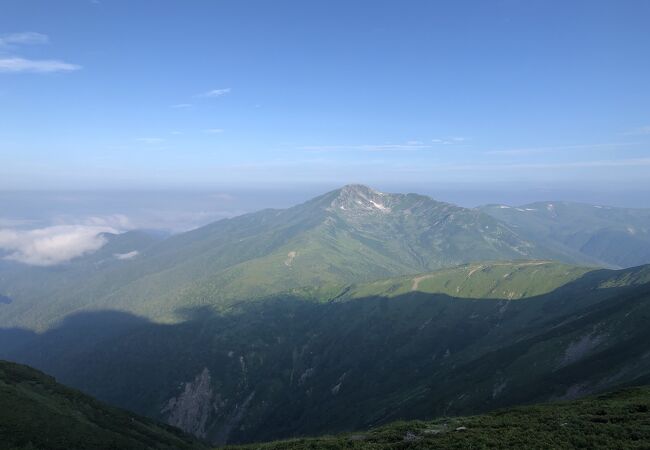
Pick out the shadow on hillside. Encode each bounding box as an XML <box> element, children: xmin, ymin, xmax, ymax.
<box><xmin>0</xmin><ymin>310</ymin><xmax>150</xmax><ymax>358</ymax></box>
<box><xmin>1</xmin><ymin>262</ymin><xmax>645</xmax><ymax>359</ymax></box>
<box><xmin>1</xmin><ymin>269</ymin><xmax>649</xmax><ymax>445</ymax></box>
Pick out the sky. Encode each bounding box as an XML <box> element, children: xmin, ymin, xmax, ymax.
<box><xmin>0</xmin><ymin>0</ymin><xmax>650</xmax><ymax>265</ymax></box>
<box><xmin>0</xmin><ymin>0</ymin><xmax>649</xmax><ymax>196</ymax></box>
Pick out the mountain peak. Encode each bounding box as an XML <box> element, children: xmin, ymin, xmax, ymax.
<box><xmin>329</xmin><ymin>184</ymin><xmax>391</xmax><ymax>213</ymax></box>
<box><xmin>339</xmin><ymin>184</ymin><xmax>380</xmax><ymax>195</ymax></box>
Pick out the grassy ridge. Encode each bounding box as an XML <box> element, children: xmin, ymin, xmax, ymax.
<box><xmin>340</xmin><ymin>260</ymin><xmax>594</xmax><ymax>300</ymax></box>
<box><xmin>226</xmin><ymin>386</ymin><xmax>650</xmax><ymax>449</ymax></box>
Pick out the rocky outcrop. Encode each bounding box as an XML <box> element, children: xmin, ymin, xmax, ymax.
<box><xmin>161</xmin><ymin>367</ymin><xmax>256</xmax><ymax>445</ymax></box>
<box><xmin>161</xmin><ymin>368</ymin><xmax>216</xmax><ymax>439</ymax></box>
<box><xmin>212</xmin><ymin>391</ymin><xmax>255</xmax><ymax>446</ymax></box>
<box><xmin>559</xmin><ymin>333</ymin><xmax>605</xmax><ymax>368</ymax></box>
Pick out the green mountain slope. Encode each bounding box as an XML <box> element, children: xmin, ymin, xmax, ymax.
<box><xmin>0</xmin><ymin>185</ymin><xmax>556</xmax><ymax>331</ymax></box>
<box><xmin>480</xmin><ymin>201</ymin><xmax>650</xmax><ymax>268</ymax></box>
<box><xmin>226</xmin><ymin>386</ymin><xmax>650</xmax><ymax>450</ymax></box>
<box><xmin>0</xmin><ymin>360</ymin><xmax>205</xmax><ymax>450</ymax></box>
<box><xmin>325</xmin><ymin>260</ymin><xmax>594</xmax><ymax>300</ymax></box>
<box><xmin>4</xmin><ymin>188</ymin><xmax>650</xmax><ymax>332</ymax></box>
<box><xmin>3</xmin><ymin>262</ymin><xmax>650</xmax><ymax>445</ymax></box>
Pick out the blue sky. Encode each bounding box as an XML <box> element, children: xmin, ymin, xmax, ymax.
<box><xmin>1</xmin><ymin>0</ymin><xmax>649</xmax><ymax>195</ymax></box>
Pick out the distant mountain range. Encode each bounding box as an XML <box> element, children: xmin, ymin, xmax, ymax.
<box><xmin>2</xmin><ymin>185</ymin><xmax>650</xmax><ymax>445</ymax></box>
<box><xmin>480</xmin><ymin>200</ymin><xmax>650</xmax><ymax>268</ymax></box>
<box><xmin>4</xmin><ymin>184</ymin><xmax>650</xmax><ymax>331</ymax></box>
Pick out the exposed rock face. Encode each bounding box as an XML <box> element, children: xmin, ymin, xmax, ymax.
<box><xmin>161</xmin><ymin>368</ymin><xmax>215</xmax><ymax>439</ymax></box>
<box><xmin>560</xmin><ymin>333</ymin><xmax>606</xmax><ymax>368</ymax></box>
<box><xmin>212</xmin><ymin>391</ymin><xmax>255</xmax><ymax>446</ymax></box>
<box><xmin>161</xmin><ymin>367</ymin><xmax>256</xmax><ymax>445</ymax></box>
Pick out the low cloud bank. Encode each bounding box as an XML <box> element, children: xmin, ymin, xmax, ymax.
<box><xmin>0</xmin><ymin>225</ymin><xmax>117</xmax><ymax>266</ymax></box>
<box><xmin>0</xmin><ymin>216</ymin><xmax>133</xmax><ymax>266</ymax></box>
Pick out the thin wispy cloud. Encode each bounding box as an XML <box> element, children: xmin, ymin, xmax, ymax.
<box><xmin>171</xmin><ymin>103</ymin><xmax>192</xmax><ymax>108</ymax></box>
<box><xmin>393</xmin><ymin>157</ymin><xmax>650</xmax><ymax>174</ymax></box>
<box><xmin>524</xmin><ymin>158</ymin><xmax>650</xmax><ymax>169</ymax></box>
<box><xmin>204</xmin><ymin>128</ymin><xmax>224</xmax><ymax>134</ymax></box>
<box><xmin>136</xmin><ymin>137</ymin><xmax>165</xmax><ymax>144</ymax></box>
<box><xmin>197</xmin><ymin>88</ymin><xmax>231</xmax><ymax>98</ymax></box>
<box><xmin>0</xmin><ymin>32</ymin><xmax>80</xmax><ymax>74</ymax></box>
<box><xmin>623</xmin><ymin>125</ymin><xmax>650</xmax><ymax>136</ymax></box>
<box><xmin>300</xmin><ymin>141</ymin><xmax>432</xmax><ymax>152</ymax></box>
<box><xmin>485</xmin><ymin>142</ymin><xmax>640</xmax><ymax>156</ymax></box>
<box><xmin>0</xmin><ymin>57</ymin><xmax>81</xmax><ymax>73</ymax></box>
<box><xmin>432</xmin><ymin>137</ymin><xmax>469</xmax><ymax>145</ymax></box>
<box><xmin>0</xmin><ymin>32</ymin><xmax>49</xmax><ymax>47</ymax></box>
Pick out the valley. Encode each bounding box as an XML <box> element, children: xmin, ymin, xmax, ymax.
<box><xmin>2</xmin><ymin>186</ymin><xmax>650</xmax><ymax>446</ymax></box>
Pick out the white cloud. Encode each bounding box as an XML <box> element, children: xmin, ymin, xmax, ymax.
<box><xmin>171</xmin><ymin>103</ymin><xmax>192</xmax><ymax>108</ymax></box>
<box><xmin>114</xmin><ymin>250</ymin><xmax>139</xmax><ymax>260</ymax></box>
<box><xmin>431</xmin><ymin>137</ymin><xmax>469</xmax><ymax>145</ymax></box>
<box><xmin>300</xmin><ymin>142</ymin><xmax>431</xmax><ymax>152</ymax></box>
<box><xmin>0</xmin><ymin>32</ymin><xmax>79</xmax><ymax>74</ymax></box>
<box><xmin>0</xmin><ymin>214</ymin><xmax>133</xmax><ymax>266</ymax></box>
<box><xmin>197</xmin><ymin>88</ymin><xmax>231</xmax><ymax>98</ymax></box>
<box><xmin>204</xmin><ymin>128</ymin><xmax>224</xmax><ymax>134</ymax></box>
<box><xmin>0</xmin><ymin>225</ymin><xmax>116</xmax><ymax>266</ymax></box>
<box><xmin>136</xmin><ymin>137</ymin><xmax>165</xmax><ymax>144</ymax></box>
<box><xmin>0</xmin><ymin>57</ymin><xmax>81</xmax><ymax>73</ymax></box>
<box><xmin>0</xmin><ymin>32</ymin><xmax>49</xmax><ymax>47</ymax></box>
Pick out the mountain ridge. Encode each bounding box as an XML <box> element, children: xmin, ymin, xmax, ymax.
<box><xmin>480</xmin><ymin>199</ymin><xmax>650</xmax><ymax>268</ymax></box>
<box><xmin>0</xmin><ymin>185</ymin><xmax>554</xmax><ymax>330</ymax></box>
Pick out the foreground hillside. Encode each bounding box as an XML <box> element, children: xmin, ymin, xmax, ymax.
<box><xmin>227</xmin><ymin>386</ymin><xmax>650</xmax><ymax>449</ymax></box>
<box><xmin>0</xmin><ymin>360</ymin><xmax>205</xmax><ymax>450</ymax></box>
<box><xmin>3</xmin><ymin>261</ymin><xmax>650</xmax><ymax>445</ymax></box>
